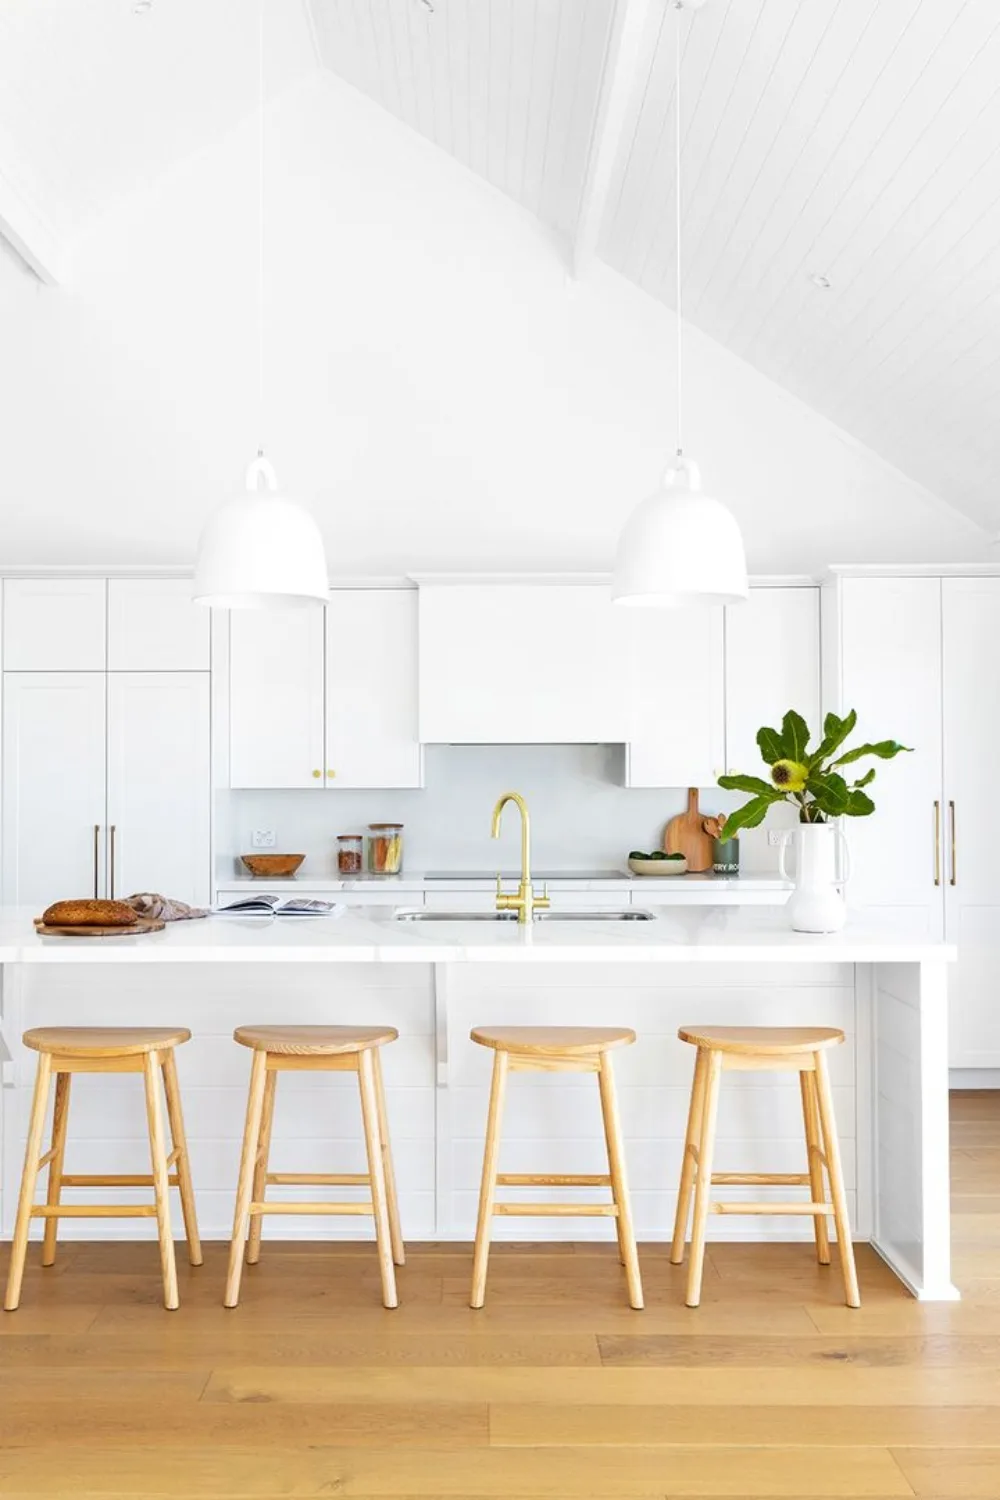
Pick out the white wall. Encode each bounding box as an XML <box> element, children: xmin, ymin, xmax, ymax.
<box><xmin>0</xmin><ymin>71</ymin><xmax>986</xmax><ymax>574</ymax></box>
<box><xmin>221</xmin><ymin>743</ymin><xmax>800</xmax><ymax>880</ymax></box>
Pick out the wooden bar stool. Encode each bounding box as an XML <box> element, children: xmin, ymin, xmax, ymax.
<box><xmin>225</xmin><ymin>1025</ymin><xmax>404</xmax><ymax>1310</ymax></box>
<box><xmin>469</xmin><ymin>1026</ymin><xmax>643</xmax><ymax>1310</ymax></box>
<box><xmin>671</xmin><ymin>1025</ymin><xmax>860</xmax><ymax>1309</ymax></box>
<box><xmin>4</xmin><ymin>1027</ymin><xmax>201</xmax><ymax>1313</ymax></box>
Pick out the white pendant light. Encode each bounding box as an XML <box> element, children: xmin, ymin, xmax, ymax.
<box><xmin>194</xmin><ymin>0</ymin><xmax>328</xmax><ymax>610</ymax></box>
<box><xmin>612</xmin><ymin>0</ymin><xmax>747</xmax><ymax>609</ymax></box>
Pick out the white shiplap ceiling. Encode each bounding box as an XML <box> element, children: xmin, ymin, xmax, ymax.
<box><xmin>312</xmin><ymin>0</ymin><xmax>1000</xmax><ymax>533</ymax></box>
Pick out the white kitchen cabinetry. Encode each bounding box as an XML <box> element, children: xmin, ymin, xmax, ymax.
<box><xmin>326</xmin><ymin>591</ymin><xmax>423</xmax><ymax>787</ymax></box>
<box><xmin>724</xmin><ymin>587</ymin><xmax>821</xmax><ymax>777</ymax></box>
<box><xmin>229</xmin><ymin>591</ymin><xmax>423</xmax><ymax>789</ymax></box>
<box><xmin>829</xmin><ymin>572</ymin><xmax>1000</xmax><ymax>1068</ymax></box>
<box><xmin>108</xmin><ymin>579</ymin><xmax>210</xmax><ymax>671</ymax></box>
<box><xmin>3</xmin><ymin>579</ymin><xmax>106</xmax><ymax>670</ymax></box>
<box><xmin>624</xmin><ymin>608</ymin><xmax>725</xmax><ymax>788</ymax></box>
<box><xmin>2</xmin><ymin>674</ymin><xmax>107</xmax><ymax>908</ymax></box>
<box><xmin>107</xmin><ymin>673</ymin><xmax>211</xmax><ymax>903</ymax></box>
<box><xmin>418</xmin><ymin>583</ymin><xmax>629</xmax><ymax>744</ymax></box>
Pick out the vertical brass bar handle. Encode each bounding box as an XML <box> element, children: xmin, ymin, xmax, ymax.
<box><xmin>933</xmin><ymin>802</ymin><xmax>941</xmax><ymax>887</ymax></box>
<box><xmin>93</xmin><ymin>824</ymin><xmax>100</xmax><ymax>898</ymax></box>
<box><xmin>109</xmin><ymin>825</ymin><xmax>116</xmax><ymax>899</ymax></box>
<box><xmin>949</xmin><ymin>801</ymin><xmax>956</xmax><ymax>887</ymax></box>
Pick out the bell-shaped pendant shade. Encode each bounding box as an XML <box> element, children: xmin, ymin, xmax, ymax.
<box><xmin>612</xmin><ymin>458</ymin><xmax>748</xmax><ymax>608</ymax></box>
<box><xmin>194</xmin><ymin>454</ymin><xmax>329</xmax><ymax>610</ymax></box>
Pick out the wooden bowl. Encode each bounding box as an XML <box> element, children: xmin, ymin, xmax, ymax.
<box><xmin>240</xmin><ymin>854</ymin><xmax>305</xmax><ymax>878</ymax></box>
<box><xmin>628</xmin><ymin>856</ymin><xmax>688</xmax><ymax>876</ymax></box>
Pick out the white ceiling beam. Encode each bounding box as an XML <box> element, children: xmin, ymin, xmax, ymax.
<box><xmin>0</xmin><ymin>170</ymin><xmax>64</xmax><ymax>285</ymax></box>
<box><xmin>571</xmin><ymin>0</ymin><xmax>653</xmax><ymax>280</ymax></box>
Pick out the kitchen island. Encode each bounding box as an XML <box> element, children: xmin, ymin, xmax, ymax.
<box><xmin>0</xmin><ymin>906</ymin><xmax>956</xmax><ymax>1300</ymax></box>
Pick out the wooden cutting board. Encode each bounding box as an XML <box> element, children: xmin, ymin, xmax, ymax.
<box><xmin>663</xmin><ymin>788</ymin><xmax>715</xmax><ymax>873</ymax></box>
<box><xmin>33</xmin><ymin>917</ymin><xmax>166</xmax><ymax>937</ymax></box>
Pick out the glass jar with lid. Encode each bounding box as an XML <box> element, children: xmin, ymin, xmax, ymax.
<box><xmin>336</xmin><ymin>834</ymin><xmax>363</xmax><ymax>875</ymax></box>
<box><xmin>368</xmin><ymin>823</ymin><xmax>403</xmax><ymax>875</ymax></box>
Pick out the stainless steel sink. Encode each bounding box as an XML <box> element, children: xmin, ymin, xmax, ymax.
<box><xmin>393</xmin><ymin>908</ymin><xmax>654</xmax><ymax>922</ymax></box>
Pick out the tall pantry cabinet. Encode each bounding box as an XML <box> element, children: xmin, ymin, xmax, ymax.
<box><xmin>1</xmin><ymin>579</ymin><xmax>211</xmax><ymax>910</ymax></box>
<box><xmin>825</xmin><ymin>572</ymin><xmax>1000</xmax><ymax>1070</ymax></box>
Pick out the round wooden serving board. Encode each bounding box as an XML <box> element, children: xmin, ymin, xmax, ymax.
<box><xmin>33</xmin><ymin>917</ymin><xmax>166</xmax><ymax>938</ymax></box>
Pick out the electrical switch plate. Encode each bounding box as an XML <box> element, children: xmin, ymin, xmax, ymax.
<box><xmin>767</xmin><ymin>829</ymin><xmax>789</xmax><ymax>847</ymax></box>
<box><xmin>251</xmin><ymin>828</ymin><xmax>276</xmax><ymax>849</ymax></box>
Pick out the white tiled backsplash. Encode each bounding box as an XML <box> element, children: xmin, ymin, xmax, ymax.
<box><xmin>218</xmin><ymin>744</ymin><xmax>798</xmax><ymax>879</ymax></box>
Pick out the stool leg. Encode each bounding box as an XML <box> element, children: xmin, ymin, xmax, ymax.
<box><xmin>670</xmin><ymin>1046</ymin><xmax>708</xmax><ymax>1265</ymax></box>
<box><xmin>225</xmin><ymin>1048</ymin><xmax>268</xmax><ymax>1308</ymax></box>
<box><xmin>358</xmin><ymin>1049</ymin><xmax>398</xmax><ymax>1310</ymax></box>
<box><xmin>813</xmin><ymin>1050</ymin><xmax>860</xmax><ymax>1308</ymax></box>
<box><xmin>143</xmin><ymin>1052</ymin><xmax>179</xmax><ymax>1311</ymax></box>
<box><xmin>685</xmin><ymin>1047</ymin><xmax>722</xmax><ymax>1309</ymax></box>
<box><xmin>40</xmin><ymin>1072</ymin><xmax>72</xmax><ymax>1268</ymax></box>
<box><xmin>161</xmin><ymin>1049</ymin><xmax>203</xmax><ymax>1268</ymax></box>
<box><xmin>373</xmin><ymin>1048</ymin><xmax>405</xmax><ymax>1267</ymax></box>
<box><xmin>597</xmin><ymin>1052</ymin><xmax>644</xmax><ymax>1310</ymax></box>
<box><xmin>4</xmin><ymin>1053</ymin><xmax>53</xmax><ymax>1311</ymax></box>
<box><xmin>800</xmin><ymin>1069</ymin><xmax>831</xmax><ymax>1266</ymax></box>
<box><xmin>246</xmin><ymin>1071</ymin><xmax>277</xmax><ymax>1267</ymax></box>
<box><xmin>470</xmin><ymin>1050</ymin><xmax>510</xmax><ymax>1309</ymax></box>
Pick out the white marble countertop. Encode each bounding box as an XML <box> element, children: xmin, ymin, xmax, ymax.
<box><xmin>0</xmin><ymin>906</ymin><xmax>956</xmax><ymax>965</ymax></box>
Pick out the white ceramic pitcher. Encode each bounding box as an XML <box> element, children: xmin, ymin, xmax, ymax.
<box><xmin>779</xmin><ymin>823</ymin><xmax>851</xmax><ymax>933</ymax></box>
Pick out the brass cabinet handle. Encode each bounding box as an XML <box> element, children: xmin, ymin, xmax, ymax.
<box><xmin>933</xmin><ymin>801</ymin><xmax>941</xmax><ymax>887</ymax></box>
<box><xmin>950</xmin><ymin>800</ymin><xmax>957</xmax><ymax>887</ymax></box>
<box><xmin>109</xmin><ymin>825</ymin><xmax>116</xmax><ymax>899</ymax></box>
<box><xmin>326</xmin><ymin>769</ymin><xmax>336</xmax><ymax>779</ymax></box>
<box><xmin>93</xmin><ymin>824</ymin><xmax>100</xmax><ymax>898</ymax></box>
<box><xmin>311</xmin><ymin>769</ymin><xmax>322</xmax><ymax>779</ymax></box>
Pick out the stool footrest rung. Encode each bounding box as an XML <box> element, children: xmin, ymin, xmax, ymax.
<box><xmin>264</xmin><ymin>1173</ymin><xmax>370</xmax><ymax>1186</ymax></box>
<box><xmin>30</xmin><ymin>1204</ymin><xmax>158</xmax><ymax>1218</ymax></box>
<box><xmin>711</xmin><ymin>1200</ymin><xmax>830</xmax><ymax>1216</ymax></box>
<box><xmin>57</xmin><ymin>1173</ymin><xmax>180</xmax><ymax>1188</ymax></box>
<box><xmin>496</xmin><ymin>1173</ymin><xmax>612</xmax><ymax>1187</ymax></box>
<box><xmin>249</xmin><ymin>1201</ymin><xmax>373</xmax><ymax>1216</ymax></box>
<box><xmin>493</xmin><ymin>1202</ymin><xmax>619</xmax><ymax>1217</ymax></box>
<box><xmin>711</xmin><ymin>1172</ymin><xmax>811</xmax><ymax>1186</ymax></box>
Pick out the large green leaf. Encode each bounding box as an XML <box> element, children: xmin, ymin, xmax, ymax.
<box><xmin>853</xmin><ymin>767</ymin><xmax>876</xmax><ymax>789</ymax></box>
<box><xmin>756</xmin><ymin>725</ymin><xmax>784</xmax><ymax>765</ymax></box>
<box><xmin>810</xmin><ymin>709</ymin><xmax>857</xmax><ymax>768</ymax></box>
<box><xmin>806</xmin><ymin>771</ymin><xmax>851</xmax><ymax>817</ymax></box>
<box><xmin>833</xmin><ymin>739</ymin><xmax>912</xmax><ymax>767</ymax></box>
<box><xmin>720</xmin><ymin>794</ymin><xmax>779</xmax><ymax>838</ymax></box>
<box><xmin>846</xmin><ymin>788</ymin><xmax>875</xmax><ymax>817</ymax></box>
<box><xmin>717</xmin><ymin>773</ymin><xmax>776</xmax><ymax>796</ymax></box>
<box><xmin>781</xmin><ymin>710</ymin><xmax>810</xmax><ymax>763</ymax></box>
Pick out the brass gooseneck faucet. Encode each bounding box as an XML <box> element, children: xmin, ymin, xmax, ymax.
<box><xmin>491</xmin><ymin>791</ymin><xmax>550</xmax><ymax>924</ymax></box>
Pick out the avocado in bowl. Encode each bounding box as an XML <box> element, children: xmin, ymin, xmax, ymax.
<box><xmin>627</xmin><ymin>851</ymin><xmax>688</xmax><ymax>876</ymax></box>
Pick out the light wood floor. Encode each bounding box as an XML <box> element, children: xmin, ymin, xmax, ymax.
<box><xmin>0</xmin><ymin>1091</ymin><xmax>996</xmax><ymax>1498</ymax></box>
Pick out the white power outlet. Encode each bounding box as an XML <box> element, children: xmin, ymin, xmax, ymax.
<box><xmin>767</xmin><ymin>829</ymin><xmax>788</xmax><ymax>847</ymax></box>
<box><xmin>251</xmin><ymin>828</ymin><xmax>276</xmax><ymax>849</ymax></box>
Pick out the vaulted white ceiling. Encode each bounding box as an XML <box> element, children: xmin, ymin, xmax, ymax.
<box><xmin>1</xmin><ymin>1</ymin><xmax>998</xmax><ymax>535</ymax></box>
<box><xmin>311</xmin><ymin>0</ymin><xmax>1000</xmax><ymax>534</ymax></box>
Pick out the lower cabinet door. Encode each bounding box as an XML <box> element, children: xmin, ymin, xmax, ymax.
<box><xmin>2</xmin><ymin>673</ymin><xmax>107</xmax><ymax>909</ymax></box>
<box><xmin>107</xmin><ymin>673</ymin><xmax>211</xmax><ymax>907</ymax></box>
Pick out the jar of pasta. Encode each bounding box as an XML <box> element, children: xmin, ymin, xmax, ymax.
<box><xmin>368</xmin><ymin>823</ymin><xmax>403</xmax><ymax>875</ymax></box>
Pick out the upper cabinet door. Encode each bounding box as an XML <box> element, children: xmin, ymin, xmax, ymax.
<box><xmin>229</xmin><ymin>606</ymin><xmax>326</xmax><ymax>789</ymax></box>
<box><xmin>107</xmin><ymin>673</ymin><xmax>211</xmax><ymax>906</ymax></box>
<box><xmin>326</xmin><ymin>591</ymin><xmax>423</xmax><ymax>788</ymax></box>
<box><xmin>3</xmin><ymin>579</ymin><xmax>106</xmax><ymax>670</ymax></box>
<box><xmin>108</xmin><ymin>580</ymin><xmax>210</xmax><ymax>671</ymax></box>
<box><xmin>942</xmin><ymin>577</ymin><xmax>1000</xmax><ymax>1067</ymax></box>
<box><xmin>2</xmin><ymin>672</ymin><xmax>108</xmax><ymax>907</ymax></box>
<box><xmin>836</xmin><ymin>576</ymin><xmax>944</xmax><ymax>929</ymax></box>
<box><xmin>418</xmin><ymin>584</ymin><xmax>629</xmax><ymax>743</ymax></box>
<box><xmin>624</xmin><ymin>608</ymin><xmax>725</xmax><ymax>788</ymax></box>
<box><xmin>724</xmin><ymin>588</ymin><xmax>820</xmax><ymax>779</ymax></box>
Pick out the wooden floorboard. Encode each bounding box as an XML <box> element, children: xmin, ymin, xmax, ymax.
<box><xmin>0</xmin><ymin>1090</ymin><xmax>996</xmax><ymax>1497</ymax></box>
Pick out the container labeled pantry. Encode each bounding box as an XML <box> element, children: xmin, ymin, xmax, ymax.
<box><xmin>368</xmin><ymin>823</ymin><xmax>404</xmax><ymax>874</ymax></box>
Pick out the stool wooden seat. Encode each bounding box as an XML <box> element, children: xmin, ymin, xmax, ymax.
<box><xmin>225</xmin><ymin>1024</ymin><xmax>403</xmax><ymax>1310</ymax></box>
<box><xmin>671</xmin><ymin>1024</ymin><xmax>860</xmax><ymax>1309</ymax></box>
<box><xmin>469</xmin><ymin>1025</ymin><xmax>643</xmax><ymax>1310</ymax></box>
<box><xmin>4</xmin><ymin>1027</ymin><xmax>201</xmax><ymax>1314</ymax></box>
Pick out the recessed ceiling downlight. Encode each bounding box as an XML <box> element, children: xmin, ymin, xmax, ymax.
<box><xmin>132</xmin><ymin>0</ymin><xmax>153</xmax><ymax>13</ymax></box>
<box><xmin>810</xmin><ymin>272</ymin><xmax>832</xmax><ymax>289</ymax></box>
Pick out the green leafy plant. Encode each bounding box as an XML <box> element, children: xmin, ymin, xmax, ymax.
<box><xmin>717</xmin><ymin>709</ymin><xmax>911</xmax><ymax>839</ymax></box>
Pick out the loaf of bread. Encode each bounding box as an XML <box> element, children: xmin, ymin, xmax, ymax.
<box><xmin>42</xmin><ymin>899</ymin><xmax>136</xmax><ymax>927</ymax></box>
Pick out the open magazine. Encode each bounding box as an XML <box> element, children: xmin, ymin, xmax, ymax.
<box><xmin>212</xmin><ymin>894</ymin><xmax>344</xmax><ymax>918</ymax></box>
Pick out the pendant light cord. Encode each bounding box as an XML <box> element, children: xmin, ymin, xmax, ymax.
<box><xmin>257</xmin><ymin>0</ymin><xmax>265</xmax><ymax>459</ymax></box>
<box><xmin>674</xmin><ymin>0</ymin><xmax>683</xmax><ymax>460</ymax></box>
